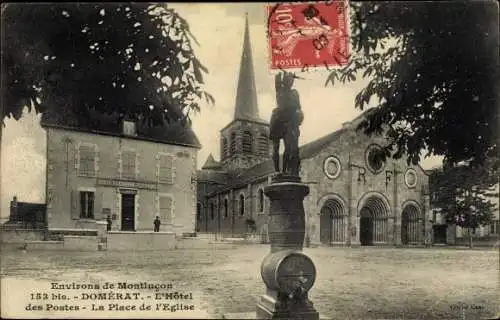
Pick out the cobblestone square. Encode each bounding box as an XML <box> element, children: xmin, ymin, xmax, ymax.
<box><xmin>1</xmin><ymin>245</ymin><xmax>498</xmax><ymax>319</ymax></box>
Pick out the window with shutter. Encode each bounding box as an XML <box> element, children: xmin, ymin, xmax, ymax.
<box><xmin>221</xmin><ymin>137</ymin><xmax>228</xmax><ymax>159</ymax></box>
<box><xmin>491</xmin><ymin>220</ymin><xmax>499</xmax><ymax>234</ymax></box>
<box><xmin>71</xmin><ymin>190</ymin><xmax>80</xmax><ymax>220</ymax></box>
<box><xmin>159</xmin><ymin>196</ymin><xmax>173</xmax><ymax>224</ymax></box>
<box><xmin>158</xmin><ymin>154</ymin><xmax>174</xmax><ymax>184</ymax></box>
<box><xmin>80</xmin><ymin>191</ymin><xmax>95</xmax><ymax>219</ymax></box>
<box><xmin>230</xmin><ymin>132</ymin><xmax>237</xmax><ymax>154</ymax></box>
<box><xmin>79</xmin><ymin>145</ymin><xmax>96</xmax><ymax>177</ymax></box>
<box><xmin>258</xmin><ymin>133</ymin><xmax>269</xmax><ymax>155</ymax></box>
<box><xmin>122</xmin><ymin>151</ymin><xmax>136</xmax><ymax>180</ymax></box>
<box><xmin>242</xmin><ymin>131</ymin><xmax>253</xmax><ymax>154</ymax></box>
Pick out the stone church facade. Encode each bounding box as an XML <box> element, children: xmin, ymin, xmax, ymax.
<box><xmin>196</xmin><ymin>16</ymin><xmax>432</xmax><ymax>246</ymax></box>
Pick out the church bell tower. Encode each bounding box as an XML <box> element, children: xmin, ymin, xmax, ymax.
<box><xmin>220</xmin><ymin>14</ymin><xmax>270</xmax><ymax>172</ymax></box>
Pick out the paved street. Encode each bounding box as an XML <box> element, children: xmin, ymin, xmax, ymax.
<box><xmin>1</xmin><ymin>245</ymin><xmax>498</xmax><ymax>319</ymax></box>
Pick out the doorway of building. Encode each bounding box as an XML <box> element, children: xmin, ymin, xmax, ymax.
<box><xmin>121</xmin><ymin>193</ymin><xmax>135</xmax><ymax>231</ymax></box>
<box><xmin>433</xmin><ymin>224</ymin><xmax>447</xmax><ymax>244</ymax></box>
<box><xmin>320</xmin><ymin>198</ymin><xmax>346</xmax><ymax>245</ymax></box>
<box><xmin>359</xmin><ymin>194</ymin><xmax>390</xmax><ymax>245</ymax></box>
<box><xmin>401</xmin><ymin>203</ymin><xmax>421</xmax><ymax>245</ymax></box>
<box><xmin>320</xmin><ymin>210</ymin><xmax>332</xmax><ymax>245</ymax></box>
<box><xmin>360</xmin><ymin>207</ymin><xmax>374</xmax><ymax>246</ymax></box>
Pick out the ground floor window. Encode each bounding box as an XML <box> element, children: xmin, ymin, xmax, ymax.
<box><xmin>80</xmin><ymin>191</ymin><xmax>94</xmax><ymax>219</ymax></box>
<box><xmin>491</xmin><ymin>220</ymin><xmax>499</xmax><ymax>234</ymax></box>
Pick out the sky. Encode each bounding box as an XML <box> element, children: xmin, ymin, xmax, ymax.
<box><xmin>0</xmin><ymin>3</ymin><xmax>444</xmax><ymax>218</ymax></box>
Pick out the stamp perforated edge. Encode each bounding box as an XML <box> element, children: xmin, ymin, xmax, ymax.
<box><xmin>264</xmin><ymin>1</ymin><xmax>351</xmax><ymax>74</ymax></box>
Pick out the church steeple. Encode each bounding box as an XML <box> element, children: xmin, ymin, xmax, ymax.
<box><xmin>233</xmin><ymin>13</ymin><xmax>259</xmax><ymax>121</ymax></box>
<box><xmin>218</xmin><ymin>13</ymin><xmax>270</xmax><ymax>172</ymax></box>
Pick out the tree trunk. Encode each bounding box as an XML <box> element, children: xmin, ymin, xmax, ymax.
<box><xmin>468</xmin><ymin>228</ymin><xmax>473</xmax><ymax>248</ymax></box>
<box><xmin>0</xmin><ymin>117</ymin><xmax>3</xmax><ymax>222</ymax></box>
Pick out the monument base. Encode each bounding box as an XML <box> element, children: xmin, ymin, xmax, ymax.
<box><xmin>271</xmin><ymin>173</ymin><xmax>302</xmax><ymax>183</ymax></box>
<box><xmin>255</xmin><ymin>293</ymin><xmax>320</xmax><ymax>320</ymax></box>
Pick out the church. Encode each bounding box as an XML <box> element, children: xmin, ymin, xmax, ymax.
<box><xmin>196</xmin><ymin>17</ymin><xmax>432</xmax><ymax>246</ymax></box>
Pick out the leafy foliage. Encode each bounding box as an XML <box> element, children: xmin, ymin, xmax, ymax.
<box><xmin>325</xmin><ymin>1</ymin><xmax>498</xmax><ymax>166</ymax></box>
<box><xmin>1</xmin><ymin>3</ymin><xmax>213</xmax><ymax>126</ymax></box>
<box><xmin>429</xmin><ymin>158</ymin><xmax>499</xmax><ymax>231</ymax></box>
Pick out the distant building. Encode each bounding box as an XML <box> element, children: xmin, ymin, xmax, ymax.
<box><xmin>428</xmin><ymin>169</ymin><xmax>499</xmax><ymax>245</ymax></box>
<box><xmin>2</xmin><ymin>196</ymin><xmax>46</xmax><ymax>229</ymax></box>
<box><xmin>41</xmin><ymin>105</ymin><xmax>200</xmax><ymax>235</ymax></box>
<box><xmin>196</xmin><ymin>16</ymin><xmax>431</xmax><ymax>246</ymax></box>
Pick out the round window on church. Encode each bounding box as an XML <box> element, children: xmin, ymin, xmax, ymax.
<box><xmin>323</xmin><ymin>156</ymin><xmax>341</xmax><ymax>179</ymax></box>
<box><xmin>365</xmin><ymin>144</ymin><xmax>385</xmax><ymax>174</ymax></box>
<box><xmin>405</xmin><ymin>168</ymin><xmax>418</xmax><ymax>188</ymax></box>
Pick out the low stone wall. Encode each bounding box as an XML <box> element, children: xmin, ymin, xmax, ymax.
<box><xmin>0</xmin><ymin>229</ymin><xmax>46</xmax><ymax>244</ymax></box>
<box><xmin>454</xmin><ymin>235</ymin><xmax>500</xmax><ymax>247</ymax></box>
<box><xmin>176</xmin><ymin>236</ymin><xmax>236</xmax><ymax>249</ymax></box>
<box><xmin>25</xmin><ymin>241</ymin><xmax>64</xmax><ymax>250</ymax></box>
<box><xmin>107</xmin><ymin>231</ymin><xmax>177</xmax><ymax>251</ymax></box>
<box><xmin>63</xmin><ymin>235</ymin><xmax>98</xmax><ymax>251</ymax></box>
<box><xmin>74</xmin><ymin>219</ymin><xmax>98</xmax><ymax>229</ymax></box>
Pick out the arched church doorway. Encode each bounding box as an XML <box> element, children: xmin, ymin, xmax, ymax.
<box><xmin>319</xmin><ymin>198</ymin><xmax>345</xmax><ymax>245</ymax></box>
<box><xmin>360</xmin><ymin>207</ymin><xmax>374</xmax><ymax>246</ymax></box>
<box><xmin>401</xmin><ymin>203</ymin><xmax>422</xmax><ymax>245</ymax></box>
<box><xmin>359</xmin><ymin>195</ymin><xmax>390</xmax><ymax>246</ymax></box>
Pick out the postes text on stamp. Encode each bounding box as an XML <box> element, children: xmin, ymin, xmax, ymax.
<box><xmin>267</xmin><ymin>1</ymin><xmax>350</xmax><ymax>71</ymax></box>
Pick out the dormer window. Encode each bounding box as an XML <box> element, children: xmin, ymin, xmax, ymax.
<box><xmin>123</xmin><ymin>120</ymin><xmax>137</xmax><ymax>136</ymax></box>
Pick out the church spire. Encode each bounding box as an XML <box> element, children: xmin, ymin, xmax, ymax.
<box><xmin>233</xmin><ymin>13</ymin><xmax>259</xmax><ymax>121</ymax></box>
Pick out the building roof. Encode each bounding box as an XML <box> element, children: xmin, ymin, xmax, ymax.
<box><xmin>299</xmin><ymin>128</ymin><xmax>347</xmax><ymax>159</ymax></box>
<box><xmin>200</xmin><ymin>109</ymin><xmax>391</xmax><ymax>195</ymax></box>
<box><xmin>203</xmin><ymin>127</ymin><xmax>350</xmax><ymax>195</ymax></box>
<box><xmin>233</xmin><ymin>13</ymin><xmax>261</xmax><ymax>122</ymax></box>
<box><xmin>201</xmin><ymin>154</ymin><xmax>222</xmax><ymax>170</ymax></box>
<box><xmin>40</xmin><ymin>107</ymin><xmax>201</xmax><ymax>148</ymax></box>
<box><xmin>196</xmin><ymin>169</ymin><xmax>229</xmax><ymax>186</ymax></box>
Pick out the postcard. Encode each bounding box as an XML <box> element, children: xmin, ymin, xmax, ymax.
<box><xmin>1</xmin><ymin>2</ymin><xmax>498</xmax><ymax>319</ymax></box>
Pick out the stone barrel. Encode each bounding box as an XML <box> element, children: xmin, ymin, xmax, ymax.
<box><xmin>261</xmin><ymin>249</ymin><xmax>317</xmax><ymax>296</ymax></box>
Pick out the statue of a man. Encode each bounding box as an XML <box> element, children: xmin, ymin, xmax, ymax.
<box><xmin>269</xmin><ymin>71</ymin><xmax>304</xmax><ymax>177</ymax></box>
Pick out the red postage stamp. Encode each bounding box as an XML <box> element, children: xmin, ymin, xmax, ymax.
<box><xmin>267</xmin><ymin>1</ymin><xmax>350</xmax><ymax>71</ymax></box>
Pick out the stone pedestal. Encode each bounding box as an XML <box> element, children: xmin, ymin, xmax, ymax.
<box><xmin>256</xmin><ymin>175</ymin><xmax>319</xmax><ymax>320</ymax></box>
<box><xmin>256</xmin><ymin>291</ymin><xmax>319</xmax><ymax>320</ymax></box>
<box><xmin>265</xmin><ymin>176</ymin><xmax>309</xmax><ymax>253</ymax></box>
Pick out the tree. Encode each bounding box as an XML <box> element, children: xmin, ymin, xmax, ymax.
<box><xmin>1</xmin><ymin>3</ymin><xmax>213</xmax><ymax>215</ymax></box>
<box><xmin>429</xmin><ymin>158</ymin><xmax>499</xmax><ymax>247</ymax></box>
<box><xmin>325</xmin><ymin>1</ymin><xmax>499</xmax><ymax>167</ymax></box>
<box><xmin>1</xmin><ymin>3</ymin><xmax>213</xmax><ymax>125</ymax></box>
